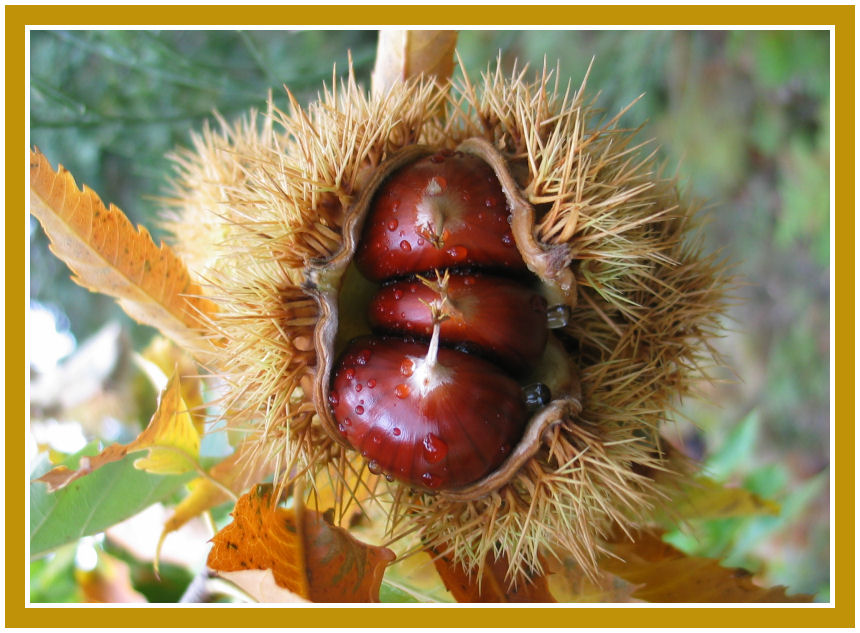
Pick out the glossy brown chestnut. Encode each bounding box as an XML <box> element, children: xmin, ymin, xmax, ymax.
<box><xmin>329</xmin><ymin>336</ymin><xmax>528</xmax><ymax>490</ymax></box>
<box><xmin>353</xmin><ymin>150</ymin><xmax>528</xmax><ymax>281</ymax></box>
<box><xmin>368</xmin><ymin>273</ymin><xmax>548</xmax><ymax>374</ymax></box>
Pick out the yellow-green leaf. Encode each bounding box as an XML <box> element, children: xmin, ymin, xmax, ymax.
<box><xmin>29</xmin><ymin>147</ymin><xmax>216</xmax><ymax>351</ymax></box>
<box><xmin>141</xmin><ymin>336</ymin><xmax>206</xmax><ymax>434</ymax></box>
<box><xmin>668</xmin><ymin>476</ymin><xmax>780</xmax><ymax>521</ymax></box>
<box><xmin>129</xmin><ymin>372</ymin><xmax>199</xmax><ymax>474</ymax></box>
<box><xmin>36</xmin><ymin>372</ymin><xmax>200</xmax><ymax>491</ymax></box>
<box><xmin>600</xmin><ymin>528</ymin><xmax>813</xmax><ymax>603</ymax></box>
<box><xmin>371</xmin><ymin>30</ymin><xmax>458</xmax><ymax>96</ymax></box>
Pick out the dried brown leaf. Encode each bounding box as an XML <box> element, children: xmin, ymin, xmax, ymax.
<box><xmin>428</xmin><ymin>546</ymin><xmax>556</xmax><ymax>603</ymax></box>
<box><xmin>29</xmin><ymin>148</ymin><xmax>216</xmax><ymax>351</ymax></box>
<box><xmin>372</xmin><ymin>30</ymin><xmax>458</xmax><ymax>96</ymax></box>
<box><xmin>208</xmin><ymin>484</ymin><xmax>395</xmax><ymax>603</ymax></box>
<box><xmin>601</xmin><ymin>528</ymin><xmax>813</xmax><ymax>603</ymax></box>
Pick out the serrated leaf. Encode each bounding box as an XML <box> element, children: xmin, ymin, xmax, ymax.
<box><xmin>36</xmin><ymin>372</ymin><xmax>200</xmax><ymax>491</ymax></box>
<box><xmin>427</xmin><ymin>546</ymin><xmax>556</xmax><ymax>603</ymax></box>
<box><xmin>208</xmin><ymin>484</ymin><xmax>395</xmax><ymax>603</ymax></box>
<box><xmin>30</xmin><ymin>444</ymin><xmax>194</xmax><ymax>558</ymax></box>
<box><xmin>29</xmin><ymin>147</ymin><xmax>216</xmax><ymax>350</ymax></box>
<box><xmin>600</xmin><ymin>527</ymin><xmax>813</xmax><ymax>602</ymax></box>
<box><xmin>371</xmin><ymin>30</ymin><xmax>458</xmax><ymax>96</ymax></box>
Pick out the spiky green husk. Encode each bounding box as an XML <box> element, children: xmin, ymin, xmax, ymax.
<box><xmin>165</xmin><ymin>61</ymin><xmax>726</xmax><ymax>583</ymax></box>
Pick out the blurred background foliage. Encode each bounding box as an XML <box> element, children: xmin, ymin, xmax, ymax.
<box><xmin>29</xmin><ymin>30</ymin><xmax>830</xmax><ymax>602</ymax></box>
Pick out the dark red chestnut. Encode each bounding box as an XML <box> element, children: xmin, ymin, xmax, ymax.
<box><xmin>353</xmin><ymin>151</ymin><xmax>527</xmax><ymax>281</ymax></box>
<box><xmin>367</xmin><ymin>272</ymin><xmax>548</xmax><ymax>374</ymax></box>
<box><xmin>329</xmin><ymin>333</ymin><xmax>528</xmax><ymax>490</ymax></box>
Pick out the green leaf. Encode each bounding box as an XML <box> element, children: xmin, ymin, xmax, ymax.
<box><xmin>30</xmin><ymin>443</ymin><xmax>194</xmax><ymax>558</ymax></box>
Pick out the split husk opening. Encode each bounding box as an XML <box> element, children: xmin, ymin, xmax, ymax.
<box><xmin>165</xmin><ymin>59</ymin><xmax>726</xmax><ymax>584</ymax></box>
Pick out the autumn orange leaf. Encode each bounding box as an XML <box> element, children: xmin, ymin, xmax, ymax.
<box><xmin>36</xmin><ymin>372</ymin><xmax>200</xmax><ymax>491</ymax></box>
<box><xmin>371</xmin><ymin>30</ymin><xmax>458</xmax><ymax>96</ymax></box>
<box><xmin>600</xmin><ymin>528</ymin><xmax>813</xmax><ymax>603</ymax></box>
<box><xmin>428</xmin><ymin>546</ymin><xmax>556</xmax><ymax>603</ymax></box>
<box><xmin>208</xmin><ymin>484</ymin><xmax>395</xmax><ymax>603</ymax></box>
<box><xmin>29</xmin><ymin>148</ymin><xmax>216</xmax><ymax>351</ymax></box>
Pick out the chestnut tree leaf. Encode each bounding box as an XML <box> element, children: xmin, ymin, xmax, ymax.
<box><xmin>36</xmin><ymin>371</ymin><xmax>201</xmax><ymax>492</ymax></box>
<box><xmin>29</xmin><ymin>147</ymin><xmax>216</xmax><ymax>350</ymax></box>
<box><xmin>427</xmin><ymin>546</ymin><xmax>556</xmax><ymax>603</ymax></box>
<box><xmin>371</xmin><ymin>30</ymin><xmax>458</xmax><ymax>96</ymax></box>
<box><xmin>600</xmin><ymin>527</ymin><xmax>813</xmax><ymax>602</ymax></box>
<box><xmin>208</xmin><ymin>484</ymin><xmax>395</xmax><ymax>603</ymax></box>
<box><xmin>30</xmin><ymin>443</ymin><xmax>194</xmax><ymax>558</ymax></box>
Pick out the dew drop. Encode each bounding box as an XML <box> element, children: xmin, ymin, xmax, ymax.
<box><xmin>385</xmin><ymin>473</ymin><xmax>395</xmax><ymax>482</ymax></box>
<box><xmin>393</xmin><ymin>288</ymin><xmax>404</xmax><ymax>300</ymax></box>
<box><xmin>421</xmin><ymin>472</ymin><xmax>443</xmax><ymax>488</ymax></box>
<box><xmin>484</xmin><ymin>197</ymin><xmax>497</xmax><ymax>207</ymax></box>
<box><xmin>546</xmin><ymin>304</ymin><xmax>571</xmax><ymax>329</ymax></box>
<box><xmin>400</xmin><ymin>358</ymin><xmax>414</xmax><ymax>377</ymax></box>
<box><xmin>416</xmin><ymin>238</ymin><xmax>425</xmax><ymax>246</ymax></box>
<box><xmin>355</xmin><ymin>405</ymin><xmax>365</xmax><ymax>415</ymax></box>
<box><xmin>446</xmin><ymin>246</ymin><xmax>468</xmax><ymax>261</ymax></box>
<box><xmin>387</xmin><ymin>219</ymin><xmax>399</xmax><ymax>231</ymax></box>
<box><xmin>357</xmin><ymin>348</ymin><xmax>372</xmax><ymax>365</ymax></box>
<box><xmin>400</xmin><ymin>240</ymin><xmax>412</xmax><ymax>252</ymax></box>
<box><xmin>367</xmin><ymin>378</ymin><xmax>377</xmax><ymax>389</ymax></box>
<box><xmin>392</xmin><ymin>427</ymin><xmax>401</xmax><ymax>436</ymax></box>
<box><xmin>368</xmin><ymin>460</ymin><xmax>383</xmax><ymax>475</ymax></box>
<box><xmin>370</xmin><ymin>428</ymin><xmax>383</xmax><ymax>445</ymax></box>
<box><xmin>423</xmin><ymin>433</ymin><xmax>448</xmax><ymax>464</ymax></box>
<box><xmin>354</xmin><ymin>383</ymin><xmax>363</xmax><ymax>392</ymax></box>
<box><xmin>343</xmin><ymin>368</ymin><xmax>355</xmax><ymax>381</ymax></box>
<box><xmin>338</xmin><ymin>423</ymin><xmax>348</xmax><ymax>434</ymax></box>
<box><xmin>501</xmin><ymin>232</ymin><xmax>514</xmax><ymax>247</ymax></box>
<box><xmin>328</xmin><ymin>390</ymin><xmax>339</xmax><ymax>406</ymax></box>
<box><xmin>462</xmin><ymin>276</ymin><xmax>476</xmax><ymax>286</ymax></box>
<box><xmin>395</xmin><ymin>383</ymin><xmax>410</xmax><ymax>399</ymax></box>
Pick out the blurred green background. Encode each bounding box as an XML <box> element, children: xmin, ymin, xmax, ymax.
<box><xmin>29</xmin><ymin>30</ymin><xmax>830</xmax><ymax>602</ymax></box>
